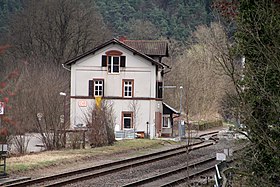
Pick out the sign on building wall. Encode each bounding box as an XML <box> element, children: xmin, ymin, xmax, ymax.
<box><xmin>78</xmin><ymin>100</ymin><xmax>87</xmax><ymax>107</ymax></box>
<box><xmin>0</xmin><ymin>102</ymin><xmax>4</xmax><ymax>115</ymax></box>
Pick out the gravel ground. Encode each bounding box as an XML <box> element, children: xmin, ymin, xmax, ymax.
<box><xmin>66</xmin><ymin>138</ymin><xmax>242</xmax><ymax>187</ymax></box>
<box><xmin>10</xmin><ymin>142</ymin><xmax>181</xmax><ymax>179</ymax></box>
<box><xmin>9</xmin><ymin>128</ymin><xmax>246</xmax><ymax>187</ymax></box>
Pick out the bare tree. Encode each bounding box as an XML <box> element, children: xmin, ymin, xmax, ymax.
<box><xmin>8</xmin><ymin>0</ymin><xmax>111</xmax><ymax>65</ymax></box>
<box><xmin>2</xmin><ymin>0</ymin><xmax>112</xmax><ymax>151</ymax></box>
<box><xmin>0</xmin><ymin>45</ymin><xmax>32</xmax><ymax>154</ymax></box>
<box><xmin>165</xmin><ymin>22</ymin><xmax>233</xmax><ymax>121</ymax></box>
<box><xmin>129</xmin><ymin>100</ymin><xmax>141</xmax><ymax>136</ymax></box>
<box><xmin>83</xmin><ymin>101</ymin><xmax>115</xmax><ymax>147</ymax></box>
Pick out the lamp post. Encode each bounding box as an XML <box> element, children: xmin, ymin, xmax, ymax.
<box><xmin>59</xmin><ymin>92</ymin><xmax>66</xmax><ymax>147</ymax></box>
<box><xmin>179</xmin><ymin>86</ymin><xmax>183</xmax><ymax>114</ymax></box>
<box><xmin>179</xmin><ymin>86</ymin><xmax>183</xmax><ymax>141</ymax></box>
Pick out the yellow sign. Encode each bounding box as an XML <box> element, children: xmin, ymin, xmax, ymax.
<box><xmin>95</xmin><ymin>97</ymin><xmax>102</xmax><ymax>109</ymax></box>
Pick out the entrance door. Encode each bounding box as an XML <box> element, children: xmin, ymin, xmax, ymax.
<box><xmin>155</xmin><ymin>112</ymin><xmax>162</xmax><ymax>137</ymax></box>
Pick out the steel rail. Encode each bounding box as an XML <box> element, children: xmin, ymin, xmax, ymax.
<box><xmin>199</xmin><ymin>131</ymin><xmax>219</xmax><ymax>137</ymax></box>
<box><xmin>43</xmin><ymin>142</ymin><xmax>215</xmax><ymax>187</ymax></box>
<box><xmin>122</xmin><ymin>156</ymin><xmax>217</xmax><ymax>187</ymax></box>
<box><xmin>160</xmin><ymin>164</ymin><xmax>216</xmax><ymax>187</ymax></box>
<box><xmin>5</xmin><ymin>141</ymin><xmax>207</xmax><ymax>187</ymax></box>
<box><xmin>6</xmin><ymin>132</ymin><xmax>219</xmax><ymax>187</ymax></box>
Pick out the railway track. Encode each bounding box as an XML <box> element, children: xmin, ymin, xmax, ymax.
<box><xmin>5</xmin><ymin>132</ymin><xmax>219</xmax><ymax>187</ymax></box>
<box><xmin>122</xmin><ymin>156</ymin><xmax>217</xmax><ymax>186</ymax></box>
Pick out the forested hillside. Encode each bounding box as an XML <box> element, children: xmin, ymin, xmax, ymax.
<box><xmin>0</xmin><ymin>0</ymin><xmax>23</xmax><ymax>40</ymax></box>
<box><xmin>95</xmin><ymin>0</ymin><xmax>214</xmax><ymax>40</ymax></box>
<box><xmin>0</xmin><ymin>0</ymin><xmax>229</xmax><ymax>121</ymax></box>
<box><xmin>0</xmin><ymin>0</ymin><xmax>214</xmax><ymax>42</ymax></box>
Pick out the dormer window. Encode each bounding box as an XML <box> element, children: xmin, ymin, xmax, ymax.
<box><xmin>108</xmin><ymin>56</ymin><xmax>120</xmax><ymax>74</ymax></box>
<box><xmin>101</xmin><ymin>50</ymin><xmax>126</xmax><ymax>74</ymax></box>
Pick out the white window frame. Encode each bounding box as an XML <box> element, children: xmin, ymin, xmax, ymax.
<box><xmin>123</xmin><ymin>80</ymin><xmax>134</xmax><ymax>97</ymax></box>
<box><xmin>94</xmin><ymin>80</ymin><xmax>103</xmax><ymax>97</ymax></box>
<box><xmin>162</xmin><ymin>115</ymin><xmax>171</xmax><ymax>128</ymax></box>
<box><xmin>108</xmin><ymin>56</ymin><xmax>120</xmax><ymax>74</ymax></box>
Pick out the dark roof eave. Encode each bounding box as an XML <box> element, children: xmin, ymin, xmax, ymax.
<box><xmin>64</xmin><ymin>39</ymin><xmax>117</xmax><ymax>66</ymax></box>
<box><xmin>163</xmin><ymin>102</ymin><xmax>180</xmax><ymax>114</ymax></box>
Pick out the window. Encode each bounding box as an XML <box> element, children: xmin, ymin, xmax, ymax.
<box><xmin>162</xmin><ymin>116</ymin><xmax>170</xmax><ymax>128</ymax></box>
<box><xmin>93</xmin><ymin>80</ymin><xmax>103</xmax><ymax>96</ymax></box>
<box><xmin>108</xmin><ymin>56</ymin><xmax>120</xmax><ymax>74</ymax></box>
<box><xmin>157</xmin><ymin>82</ymin><xmax>163</xmax><ymax>98</ymax></box>
<box><xmin>122</xmin><ymin>112</ymin><xmax>133</xmax><ymax>129</ymax></box>
<box><xmin>123</xmin><ymin>80</ymin><xmax>134</xmax><ymax>97</ymax></box>
<box><xmin>101</xmin><ymin>52</ymin><xmax>126</xmax><ymax>74</ymax></box>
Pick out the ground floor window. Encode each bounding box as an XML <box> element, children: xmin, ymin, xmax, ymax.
<box><xmin>162</xmin><ymin>116</ymin><xmax>171</xmax><ymax>128</ymax></box>
<box><xmin>122</xmin><ymin>112</ymin><xmax>133</xmax><ymax>129</ymax></box>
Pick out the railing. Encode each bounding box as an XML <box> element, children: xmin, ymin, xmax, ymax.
<box><xmin>0</xmin><ymin>144</ymin><xmax>8</xmax><ymax>176</ymax></box>
<box><xmin>214</xmin><ymin>163</ymin><xmax>221</xmax><ymax>187</ymax></box>
<box><xmin>115</xmin><ymin>130</ymin><xmax>136</xmax><ymax>139</ymax></box>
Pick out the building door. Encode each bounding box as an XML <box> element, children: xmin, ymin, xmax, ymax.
<box><xmin>155</xmin><ymin>112</ymin><xmax>162</xmax><ymax>137</ymax></box>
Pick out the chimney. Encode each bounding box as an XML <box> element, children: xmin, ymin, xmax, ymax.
<box><xmin>119</xmin><ymin>36</ymin><xmax>127</xmax><ymax>42</ymax></box>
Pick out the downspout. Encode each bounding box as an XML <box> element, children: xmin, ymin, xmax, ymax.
<box><xmin>62</xmin><ymin>64</ymin><xmax>71</xmax><ymax>71</ymax></box>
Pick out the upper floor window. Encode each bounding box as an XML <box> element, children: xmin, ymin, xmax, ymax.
<box><xmin>123</xmin><ymin>79</ymin><xmax>134</xmax><ymax>97</ymax></box>
<box><xmin>101</xmin><ymin>50</ymin><xmax>126</xmax><ymax>74</ymax></box>
<box><xmin>94</xmin><ymin>80</ymin><xmax>104</xmax><ymax>96</ymax></box>
<box><xmin>89</xmin><ymin>79</ymin><xmax>104</xmax><ymax>97</ymax></box>
<box><xmin>156</xmin><ymin>82</ymin><xmax>163</xmax><ymax>98</ymax></box>
<box><xmin>108</xmin><ymin>56</ymin><xmax>120</xmax><ymax>74</ymax></box>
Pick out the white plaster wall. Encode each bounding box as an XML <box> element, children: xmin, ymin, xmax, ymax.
<box><xmin>71</xmin><ymin>98</ymin><xmax>160</xmax><ymax>135</ymax></box>
<box><xmin>70</xmin><ymin>44</ymin><xmax>162</xmax><ymax>136</ymax></box>
<box><xmin>70</xmin><ymin>44</ymin><xmax>156</xmax><ymax>98</ymax></box>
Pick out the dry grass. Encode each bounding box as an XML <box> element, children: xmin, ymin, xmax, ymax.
<box><xmin>7</xmin><ymin>139</ymin><xmax>175</xmax><ymax>173</ymax></box>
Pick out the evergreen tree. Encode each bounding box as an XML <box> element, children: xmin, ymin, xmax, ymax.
<box><xmin>95</xmin><ymin>0</ymin><xmax>214</xmax><ymax>40</ymax></box>
<box><xmin>0</xmin><ymin>0</ymin><xmax>23</xmax><ymax>42</ymax></box>
<box><xmin>236</xmin><ymin>0</ymin><xmax>280</xmax><ymax>185</ymax></box>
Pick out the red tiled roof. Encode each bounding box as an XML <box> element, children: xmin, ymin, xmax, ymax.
<box><xmin>123</xmin><ymin>40</ymin><xmax>169</xmax><ymax>57</ymax></box>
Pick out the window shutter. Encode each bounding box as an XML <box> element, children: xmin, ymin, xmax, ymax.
<box><xmin>120</xmin><ymin>56</ymin><xmax>126</xmax><ymax>67</ymax></box>
<box><xmin>89</xmin><ymin>80</ymin><xmax>93</xmax><ymax>96</ymax></box>
<box><xmin>101</xmin><ymin>55</ymin><xmax>107</xmax><ymax>67</ymax></box>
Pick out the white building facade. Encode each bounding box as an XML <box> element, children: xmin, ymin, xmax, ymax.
<box><xmin>65</xmin><ymin>38</ymin><xmax>177</xmax><ymax>138</ymax></box>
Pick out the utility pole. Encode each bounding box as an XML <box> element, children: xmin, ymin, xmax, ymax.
<box><xmin>59</xmin><ymin>92</ymin><xmax>67</xmax><ymax>147</ymax></box>
<box><xmin>179</xmin><ymin>86</ymin><xmax>183</xmax><ymax>141</ymax></box>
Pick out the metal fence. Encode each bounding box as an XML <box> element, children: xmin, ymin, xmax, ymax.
<box><xmin>115</xmin><ymin>130</ymin><xmax>136</xmax><ymax>139</ymax></box>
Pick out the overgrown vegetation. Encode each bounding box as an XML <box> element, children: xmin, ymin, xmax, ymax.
<box><xmin>234</xmin><ymin>1</ymin><xmax>280</xmax><ymax>185</ymax></box>
<box><xmin>0</xmin><ymin>0</ymin><xmax>111</xmax><ymax>151</ymax></box>
<box><xmin>83</xmin><ymin>101</ymin><xmax>115</xmax><ymax>147</ymax></box>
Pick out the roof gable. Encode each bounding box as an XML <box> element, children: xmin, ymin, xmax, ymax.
<box><xmin>65</xmin><ymin>38</ymin><xmax>169</xmax><ymax>68</ymax></box>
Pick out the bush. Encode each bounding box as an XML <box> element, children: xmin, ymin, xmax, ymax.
<box><xmin>191</xmin><ymin>120</ymin><xmax>223</xmax><ymax>131</ymax></box>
